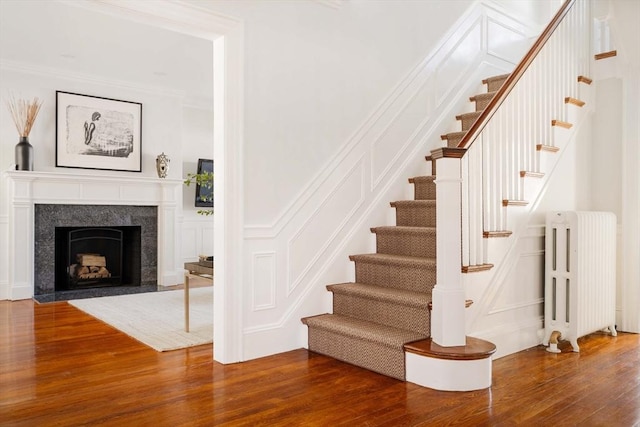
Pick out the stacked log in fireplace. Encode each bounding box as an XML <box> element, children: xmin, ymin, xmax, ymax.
<box><xmin>70</xmin><ymin>253</ymin><xmax>111</xmax><ymax>280</ymax></box>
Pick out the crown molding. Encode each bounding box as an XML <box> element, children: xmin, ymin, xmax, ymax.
<box><xmin>56</xmin><ymin>0</ymin><xmax>242</xmax><ymax>40</ymax></box>
<box><xmin>0</xmin><ymin>59</ymin><xmax>187</xmax><ymax>100</ymax></box>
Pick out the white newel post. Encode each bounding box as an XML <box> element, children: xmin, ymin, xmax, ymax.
<box><xmin>431</xmin><ymin>149</ymin><xmax>466</xmax><ymax>346</ymax></box>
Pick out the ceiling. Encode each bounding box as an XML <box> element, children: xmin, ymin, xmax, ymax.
<box><xmin>0</xmin><ymin>0</ymin><xmax>213</xmax><ymax>108</ymax></box>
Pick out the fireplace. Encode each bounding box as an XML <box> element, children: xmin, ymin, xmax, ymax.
<box><xmin>4</xmin><ymin>170</ymin><xmax>182</xmax><ymax>302</ymax></box>
<box><xmin>55</xmin><ymin>226</ymin><xmax>142</xmax><ymax>291</ymax></box>
<box><xmin>34</xmin><ymin>204</ymin><xmax>158</xmax><ymax>302</ymax></box>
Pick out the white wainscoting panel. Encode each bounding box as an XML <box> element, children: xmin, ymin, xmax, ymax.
<box><xmin>252</xmin><ymin>252</ymin><xmax>276</xmax><ymax>311</ymax></box>
<box><xmin>181</xmin><ymin>217</ymin><xmax>214</xmax><ymax>262</ymax></box>
<box><xmin>469</xmin><ymin>225</ymin><xmax>546</xmax><ymax>358</ymax></box>
<box><xmin>288</xmin><ymin>160</ymin><xmax>365</xmax><ymax>295</ymax></box>
<box><xmin>371</xmin><ymin>78</ymin><xmax>435</xmax><ymax>189</ymax></box>
<box><xmin>201</xmin><ymin>225</ymin><xmax>214</xmax><ymax>256</ymax></box>
<box><xmin>435</xmin><ymin>18</ymin><xmax>483</xmax><ymax>106</ymax></box>
<box><xmin>487</xmin><ymin>17</ymin><xmax>530</xmax><ymax>64</ymax></box>
<box><xmin>181</xmin><ymin>225</ymin><xmax>199</xmax><ymax>261</ymax></box>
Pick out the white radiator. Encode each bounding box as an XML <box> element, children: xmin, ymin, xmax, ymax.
<box><xmin>542</xmin><ymin>211</ymin><xmax>617</xmax><ymax>352</ymax></box>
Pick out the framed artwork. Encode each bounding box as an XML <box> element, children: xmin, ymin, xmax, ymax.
<box><xmin>56</xmin><ymin>91</ymin><xmax>142</xmax><ymax>172</ymax></box>
<box><xmin>195</xmin><ymin>158</ymin><xmax>213</xmax><ymax>208</ymax></box>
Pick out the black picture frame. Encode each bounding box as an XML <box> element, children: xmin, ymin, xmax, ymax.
<box><xmin>55</xmin><ymin>91</ymin><xmax>142</xmax><ymax>172</ymax></box>
<box><xmin>195</xmin><ymin>158</ymin><xmax>213</xmax><ymax>208</ymax></box>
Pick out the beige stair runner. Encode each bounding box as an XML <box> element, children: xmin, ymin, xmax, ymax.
<box><xmin>301</xmin><ymin>73</ymin><xmax>509</xmax><ymax>380</ymax></box>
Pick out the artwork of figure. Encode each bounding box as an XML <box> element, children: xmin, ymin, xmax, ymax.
<box><xmin>84</xmin><ymin>112</ymin><xmax>101</xmax><ymax>145</ymax></box>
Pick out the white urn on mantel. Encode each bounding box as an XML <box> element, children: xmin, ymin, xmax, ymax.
<box><xmin>156</xmin><ymin>152</ymin><xmax>170</xmax><ymax>178</ymax></box>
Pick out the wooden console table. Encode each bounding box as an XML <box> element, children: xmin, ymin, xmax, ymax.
<box><xmin>183</xmin><ymin>261</ymin><xmax>213</xmax><ymax>332</ymax></box>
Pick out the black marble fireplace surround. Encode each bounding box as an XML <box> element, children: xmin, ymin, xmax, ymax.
<box><xmin>34</xmin><ymin>204</ymin><xmax>158</xmax><ymax>302</ymax></box>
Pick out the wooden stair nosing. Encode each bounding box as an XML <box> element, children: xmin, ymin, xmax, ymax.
<box><xmin>578</xmin><ymin>75</ymin><xmax>593</xmax><ymax>85</ymax></box>
<box><xmin>427</xmin><ymin>299</ymin><xmax>473</xmax><ymax>311</ymax></box>
<box><xmin>564</xmin><ymin>97</ymin><xmax>585</xmax><ymax>107</ymax></box>
<box><xmin>594</xmin><ymin>50</ymin><xmax>617</xmax><ymax>60</ymax></box>
<box><xmin>462</xmin><ymin>263</ymin><xmax>494</xmax><ymax>273</ymax></box>
<box><xmin>536</xmin><ymin>144</ymin><xmax>560</xmax><ymax>152</ymax></box>
<box><xmin>404</xmin><ymin>336</ymin><xmax>496</xmax><ymax>361</ymax></box>
<box><xmin>483</xmin><ymin>230</ymin><xmax>513</xmax><ymax>238</ymax></box>
<box><xmin>520</xmin><ymin>171</ymin><xmax>544</xmax><ymax>178</ymax></box>
<box><xmin>502</xmin><ymin>199</ymin><xmax>529</xmax><ymax>207</ymax></box>
<box><xmin>551</xmin><ymin>119</ymin><xmax>572</xmax><ymax>129</ymax></box>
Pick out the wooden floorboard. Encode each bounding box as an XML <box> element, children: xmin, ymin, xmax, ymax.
<box><xmin>1</xmin><ymin>299</ymin><xmax>639</xmax><ymax>426</ymax></box>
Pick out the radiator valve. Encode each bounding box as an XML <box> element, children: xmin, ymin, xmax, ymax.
<box><xmin>546</xmin><ymin>330</ymin><xmax>562</xmax><ymax>353</ymax></box>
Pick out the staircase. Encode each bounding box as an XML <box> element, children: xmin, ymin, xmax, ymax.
<box><xmin>301</xmin><ymin>74</ymin><xmax>508</xmax><ymax>381</ymax></box>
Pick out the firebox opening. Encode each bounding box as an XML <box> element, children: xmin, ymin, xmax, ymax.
<box><xmin>55</xmin><ymin>226</ymin><xmax>142</xmax><ymax>292</ymax></box>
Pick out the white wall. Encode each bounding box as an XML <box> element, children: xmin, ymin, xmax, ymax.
<box><xmin>610</xmin><ymin>0</ymin><xmax>640</xmax><ymax>333</ymax></box>
<box><xmin>181</xmin><ymin>106</ymin><xmax>214</xmax><ymax>262</ymax></box>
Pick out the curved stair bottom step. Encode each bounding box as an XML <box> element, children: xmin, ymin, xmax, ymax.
<box><xmin>303</xmin><ymin>314</ymin><xmax>426</xmax><ymax>380</ymax></box>
<box><xmin>404</xmin><ymin>337</ymin><xmax>497</xmax><ymax>391</ymax></box>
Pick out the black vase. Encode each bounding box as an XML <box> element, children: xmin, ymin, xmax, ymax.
<box><xmin>15</xmin><ymin>136</ymin><xmax>33</xmax><ymax>171</ymax></box>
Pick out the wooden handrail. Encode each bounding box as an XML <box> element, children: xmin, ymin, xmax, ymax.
<box><xmin>455</xmin><ymin>0</ymin><xmax>577</xmax><ymax>151</ymax></box>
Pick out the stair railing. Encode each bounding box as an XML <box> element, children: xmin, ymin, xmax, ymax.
<box><xmin>430</xmin><ymin>0</ymin><xmax>592</xmax><ymax>346</ymax></box>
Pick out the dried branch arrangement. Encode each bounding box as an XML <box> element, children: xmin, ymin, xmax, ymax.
<box><xmin>5</xmin><ymin>94</ymin><xmax>44</xmax><ymax>137</ymax></box>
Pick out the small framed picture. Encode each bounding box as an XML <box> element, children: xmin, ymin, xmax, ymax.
<box><xmin>56</xmin><ymin>91</ymin><xmax>142</xmax><ymax>172</ymax></box>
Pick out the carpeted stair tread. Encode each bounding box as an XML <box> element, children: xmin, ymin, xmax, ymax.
<box><xmin>350</xmin><ymin>253</ymin><xmax>437</xmax><ymax>292</ymax></box>
<box><xmin>470</xmin><ymin>91</ymin><xmax>496</xmax><ymax>111</ymax></box>
<box><xmin>327</xmin><ymin>282</ymin><xmax>431</xmax><ymax>309</ymax></box>
<box><xmin>372</xmin><ymin>226</ymin><xmax>436</xmax><ymax>258</ymax></box>
<box><xmin>440</xmin><ymin>131</ymin><xmax>467</xmax><ymax>147</ymax></box>
<box><xmin>483</xmin><ymin>73</ymin><xmax>510</xmax><ymax>92</ymax></box>
<box><xmin>371</xmin><ymin>225</ymin><xmax>436</xmax><ymax>235</ymax></box>
<box><xmin>390</xmin><ymin>201</ymin><xmax>436</xmax><ymax>227</ymax></box>
<box><xmin>470</xmin><ymin>91</ymin><xmax>496</xmax><ymax>102</ymax></box>
<box><xmin>302</xmin><ymin>313</ymin><xmax>426</xmax><ymax>349</ymax></box>
<box><xmin>456</xmin><ymin>111</ymin><xmax>483</xmax><ymax>131</ymax></box>
<box><xmin>409</xmin><ymin>176</ymin><xmax>436</xmax><ymax>200</ymax></box>
<box><xmin>350</xmin><ymin>253</ymin><xmax>436</xmax><ymax>266</ymax></box>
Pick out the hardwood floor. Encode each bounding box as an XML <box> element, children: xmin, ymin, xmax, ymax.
<box><xmin>1</xmin><ymin>299</ymin><xmax>638</xmax><ymax>426</ymax></box>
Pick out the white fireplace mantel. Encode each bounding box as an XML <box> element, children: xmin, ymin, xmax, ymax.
<box><xmin>4</xmin><ymin>170</ymin><xmax>183</xmax><ymax>300</ymax></box>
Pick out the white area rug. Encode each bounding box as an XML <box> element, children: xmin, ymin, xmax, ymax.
<box><xmin>68</xmin><ymin>287</ymin><xmax>213</xmax><ymax>351</ymax></box>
